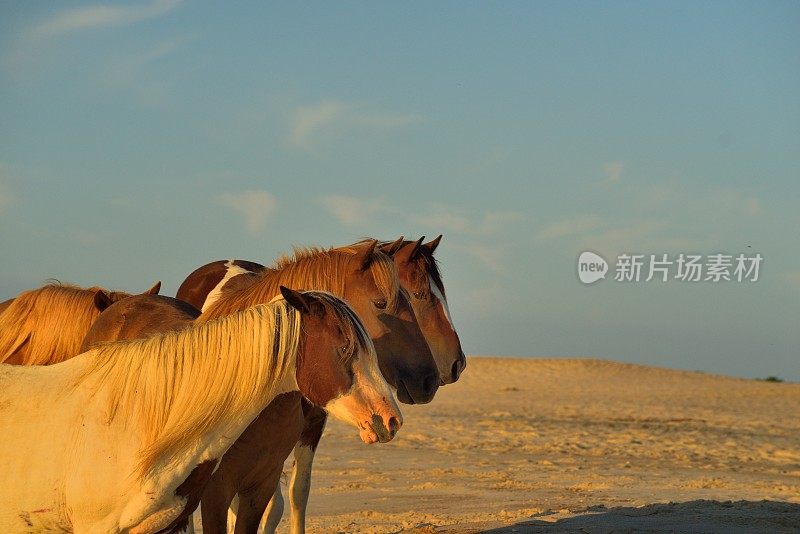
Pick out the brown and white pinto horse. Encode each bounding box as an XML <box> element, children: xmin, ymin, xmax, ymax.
<box><xmin>0</xmin><ymin>288</ymin><xmax>400</xmax><ymax>533</ymax></box>
<box><xmin>0</xmin><ymin>281</ymin><xmax>160</xmax><ymax>365</ymax></box>
<box><xmin>175</xmin><ymin>235</ymin><xmax>466</xmax><ymax>534</ymax></box>
<box><xmin>81</xmin><ymin>240</ymin><xmax>435</xmax><ymax>534</ymax></box>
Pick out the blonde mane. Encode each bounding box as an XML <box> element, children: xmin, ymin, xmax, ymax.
<box><xmin>0</xmin><ymin>283</ymin><xmax>128</xmax><ymax>365</ymax></box>
<box><xmin>78</xmin><ymin>299</ymin><xmax>303</xmax><ymax>476</ymax></box>
<box><xmin>200</xmin><ymin>243</ymin><xmax>401</xmax><ymax>321</ymax></box>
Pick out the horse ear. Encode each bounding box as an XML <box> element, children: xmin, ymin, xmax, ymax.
<box><xmin>280</xmin><ymin>286</ymin><xmax>311</xmax><ymax>315</ymax></box>
<box><xmin>394</xmin><ymin>236</ymin><xmax>425</xmax><ymax>264</ymax></box>
<box><xmin>280</xmin><ymin>286</ymin><xmax>325</xmax><ymax>318</ymax></box>
<box><xmin>379</xmin><ymin>236</ymin><xmax>405</xmax><ymax>256</ymax></box>
<box><xmin>93</xmin><ymin>289</ymin><xmax>113</xmax><ymax>311</ymax></box>
<box><xmin>354</xmin><ymin>239</ymin><xmax>378</xmax><ymax>271</ymax></box>
<box><xmin>423</xmin><ymin>235</ymin><xmax>442</xmax><ymax>255</ymax></box>
<box><xmin>144</xmin><ymin>281</ymin><xmax>161</xmax><ymax>295</ymax></box>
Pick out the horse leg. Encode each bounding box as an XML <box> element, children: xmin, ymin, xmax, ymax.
<box><xmin>288</xmin><ymin>405</ymin><xmax>327</xmax><ymax>534</ymax></box>
<box><xmin>200</xmin><ymin>477</ymin><xmax>237</xmax><ymax>534</ymax></box>
<box><xmin>233</xmin><ymin>462</ymin><xmax>284</xmax><ymax>534</ymax></box>
<box><xmin>261</xmin><ymin>481</ymin><xmax>284</xmax><ymax>533</ymax></box>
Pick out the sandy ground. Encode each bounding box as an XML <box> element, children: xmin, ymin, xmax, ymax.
<box><xmin>214</xmin><ymin>357</ymin><xmax>800</xmax><ymax>533</ymax></box>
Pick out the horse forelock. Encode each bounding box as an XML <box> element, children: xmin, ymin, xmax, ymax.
<box><xmin>304</xmin><ymin>290</ymin><xmax>373</xmax><ymax>366</ymax></box>
<box><xmin>420</xmin><ymin>250</ymin><xmax>445</xmax><ymax>299</ymax></box>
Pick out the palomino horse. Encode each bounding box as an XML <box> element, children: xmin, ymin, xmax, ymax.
<box><xmin>175</xmin><ymin>235</ymin><xmax>466</xmax><ymax>534</ymax></box>
<box><xmin>81</xmin><ymin>240</ymin><xmax>436</xmax><ymax>534</ymax></box>
<box><xmin>0</xmin><ymin>281</ymin><xmax>160</xmax><ymax>365</ymax></box>
<box><xmin>0</xmin><ymin>288</ymin><xmax>401</xmax><ymax>533</ymax></box>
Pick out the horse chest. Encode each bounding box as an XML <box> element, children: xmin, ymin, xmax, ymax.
<box><xmin>147</xmin><ymin>459</ymin><xmax>218</xmax><ymax>534</ymax></box>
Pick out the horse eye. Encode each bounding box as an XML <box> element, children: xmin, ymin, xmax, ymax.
<box><xmin>413</xmin><ymin>291</ymin><xmax>426</xmax><ymax>300</ymax></box>
<box><xmin>373</xmin><ymin>299</ymin><xmax>387</xmax><ymax>309</ymax></box>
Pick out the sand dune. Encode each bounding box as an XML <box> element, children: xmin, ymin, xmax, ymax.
<box><xmin>218</xmin><ymin>357</ymin><xmax>800</xmax><ymax>532</ymax></box>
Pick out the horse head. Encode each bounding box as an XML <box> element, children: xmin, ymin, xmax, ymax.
<box><xmin>281</xmin><ymin>286</ymin><xmax>402</xmax><ymax>444</ymax></box>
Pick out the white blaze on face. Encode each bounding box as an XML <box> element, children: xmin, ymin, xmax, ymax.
<box><xmin>324</xmin><ymin>342</ymin><xmax>402</xmax><ymax>444</ymax></box>
<box><xmin>429</xmin><ymin>275</ymin><xmax>455</xmax><ymax>330</ymax></box>
<box><xmin>202</xmin><ymin>260</ymin><xmax>253</xmax><ymax>312</ymax></box>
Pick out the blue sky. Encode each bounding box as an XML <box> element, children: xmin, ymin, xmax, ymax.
<box><xmin>2</xmin><ymin>1</ymin><xmax>798</xmax><ymax>380</ymax></box>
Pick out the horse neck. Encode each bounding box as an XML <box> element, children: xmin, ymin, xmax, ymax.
<box><xmin>85</xmin><ymin>304</ymin><xmax>301</xmax><ymax>475</ymax></box>
<box><xmin>200</xmin><ymin>254</ymin><xmax>346</xmax><ymax>321</ymax></box>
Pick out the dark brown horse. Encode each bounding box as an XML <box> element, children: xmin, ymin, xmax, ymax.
<box><xmin>175</xmin><ymin>235</ymin><xmax>466</xmax><ymax>533</ymax></box>
<box><xmin>379</xmin><ymin>235</ymin><xmax>466</xmax><ymax>384</ymax></box>
<box><xmin>81</xmin><ymin>240</ymin><xmax>437</xmax><ymax>534</ymax></box>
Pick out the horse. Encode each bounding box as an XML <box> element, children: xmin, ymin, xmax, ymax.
<box><xmin>0</xmin><ymin>280</ymin><xmax>160</xmax><ymax>365</ymax></box>
<box><xmin>80</xmin><ymin>239</ymin><xmax>437</xmax><ymax>534</ymax></box>
<box><xmin>177</xmin><ymin>236</ymin><xmax>466</xmax><ymax>383</ymax></box>
<box><xmin>0</xmin><ymin>288</ymin><xmax>401</xmax><ymax>533</ymax></box>
<box><xmin>174</xmin><ymin>235</ymin><xmax>466</xmax><ymax>534</ymax></box>
<box><xmin>377</xmin><ymin>235</ymin><xmax>466</xmax><ymax>384</ymax></box>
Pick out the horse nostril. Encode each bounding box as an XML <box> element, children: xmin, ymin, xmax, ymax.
<box><xmin>423</xmin><ymin>374</ymin><xmax>439</xmax><ymax>397</ymax></box>
<box><xmin>388</xmin><ymin>416</ymin><xmax>401</xmax><ymax>437</ymax></box>
<box><xmin>450</xmin><ymin>360</ymin><xmax>461</xmax><ymax>382</ymax></box>
<box><xmin>450</xmin><ymin>351</ymin><xmax>466</xmax><ymax>382</ymax></box>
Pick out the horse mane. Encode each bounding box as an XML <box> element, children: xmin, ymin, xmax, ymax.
<box><xmin>200</xmin><ymin>243</ymin><xmax>401</xmax><ymax>321</ymax></box>
<box><xmin>0</xmin><ymin>282</ymin><xmax>128</xmax><ymax>365</ymax></box>
<box><xmin>416</xmin><ymin>246</ymin><xmax>445</xmax><ymax>298</ymax></box>
<box><xmin>78</xmin><ymin>299</ymin><xmax>303</xmax><ymax>476</ymax></box>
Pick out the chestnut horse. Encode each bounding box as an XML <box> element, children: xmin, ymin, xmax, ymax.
<box><xmin>0</xmin><ymin>288</ymin><xmax>400</xmax><ymax>533</ymax></box>
<box><xmin>81</xmin><ymin>240</ymin><xmax>436</xmax><ymax>534</ymax></box>
<box><xmin>175</xmin><ymin>235</ymin><xmax>466</xmax><ymax>533</ymax></box>
<box><xmin>0</xmin><ymin>281</ymin><xmax>160</xmax><ymax>365</ymax></box>
<box><xmin>177</xmin><ymin>236</ymin><xmax>466</xmax><ymax>383</ymax></box>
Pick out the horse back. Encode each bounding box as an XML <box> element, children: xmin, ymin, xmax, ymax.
<box><xmin>176</xmin><ymin>260</ymin><xmax>265</xmax><ymax>310</ymax></box>
<box><xmin>80</xmin><ymin>294</ymin><xmax>200</xmax><ymax>351</ymax></box>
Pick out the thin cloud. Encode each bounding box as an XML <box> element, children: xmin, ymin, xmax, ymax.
<box><xmin>288</xmin><ymin>101</ymin><xmax>348</xmax><ymax>149</ymax></box>
<box><xmin>638</xmin><ymin>182</ymin><xmax>762</xmax><ymax>219</ymax></box>
<box><xmin>596</xmin><ymin>161</ymin><xmax>625</xmax><ymax>187</ymax></box>
<box><xmin>100</xmin><ymin>35</ymin><xmax>192</xmax><ymax>107</ymax></box>
<box><xmin>537</xmin><ymin>216</ymin><xmax>604</xmax><ymax>241</ymax></box>
<box><xmin>786</xmin><ymin>272</ymin><xmax>800</xmax><ymax>291</ymax></box>
<box><xmin>317</xmin><ymin>195</ymin><xmax>396</xmax><ymax>227</ymax></box>
<box><xmin>452</xmin><ymin>243</ymin><xmax>508</xmax><ymax>274</ymax></box>
<box><xmin>458</xmin><ymin>281</ymin><xmax>508</xmax><ymax>316</ymax></box>
<box><xmin>411</xmin><ymin>205</ymin><xmax>470</xmax><ymax>234</ymax></box>
<box><xmin>576</xmin><ymin>220</ymin><xmax>710</xmax><ymax>256</ymax></box>
<box><xmin>705</xmin><ymin>188</ymin><xmax>761</xmax><ymax>218</ymax></box>
<box><xmin>103</xmin><ymin>37</ymin><xmax>188</xmax><ymax>86</ymax></box>
<box><xmin>287</xmin><ymin>100</ymin><xmax>423</xmax><ymax>150</ymax></box>
<box><xmin>28</xmin><ymin>0</ymin><xmax>183</xmax><ymax>40</ymax></box>
<box><xmin>411</xmin><ymin>204</ymin><xmax>523</xmax><ymax>237</ymax></box>
<box><xmin>69</xmin><ymin>229</ymin><xmax>113</xmax><ymax>246</ymax></box>
<box><xmin>218</xmin><ymin>190</ymin><xmax>277</xmax><ymax>235</ymax></box>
